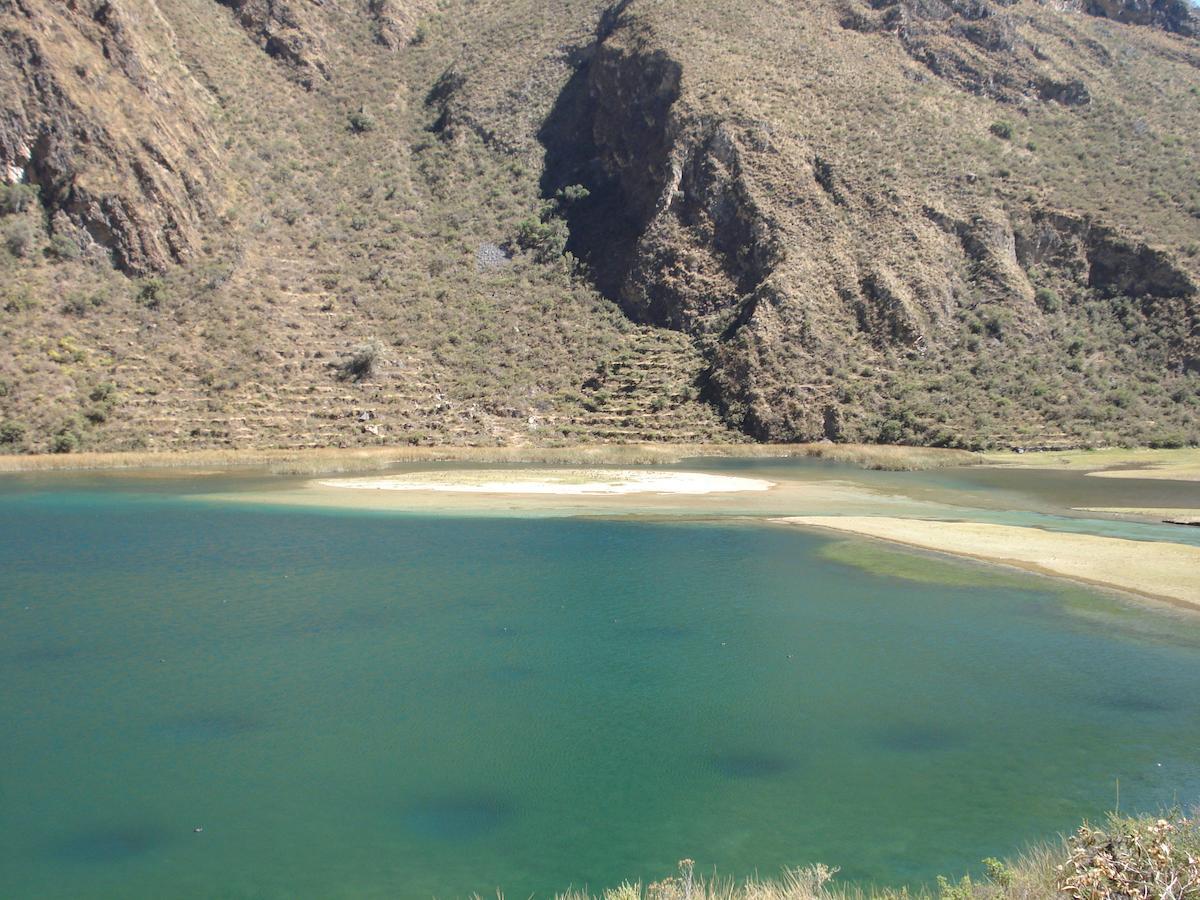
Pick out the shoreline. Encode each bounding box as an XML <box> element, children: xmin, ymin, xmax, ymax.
<box><xmin>5</xmin><ymin>443</ymin><xmax>1197</xmax><ymax>608</ymax></box>
<box><xmin>2</xmin><ymin>442</ymin><xmax>1196</xmax><ymax>478</ymax></box>
<box><xmin>778</xmin><ymin>516</ymin><xmax>1200</xmax><ymax>610</ymax></box>
<box><xmin>0</xmin><ymin>442</ymin><xmax>978</xmax><ymax>474</ymax></box>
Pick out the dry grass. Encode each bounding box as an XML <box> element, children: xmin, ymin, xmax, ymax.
<box><xmin>495</xmin><ymin>814</ymin><xmax>1199</xmax><ymax>900</ymax></box>
<box><xmin>0</xmin><ymin>442</ymin><xmax>979</xmax><ymax>474</ymax></box>
<box><xmin>2</xmin><ymin>0</ymin><xmax>1195</xmax><ymax>455</ymax></box>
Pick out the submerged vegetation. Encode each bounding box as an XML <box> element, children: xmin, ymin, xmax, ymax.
<box><xmin>528</xmin><ymin>814</ymin><xmax>1200</xmax><ymax>900</ymax></box>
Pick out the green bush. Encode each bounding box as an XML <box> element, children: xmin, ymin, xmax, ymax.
<box><xmin>348</xmin><ymin>109</ymin><xmax>377</xmax><ymax>134</ymax></box>
<box><xmin>0</xmin><ymin>422</ymin><xmax>25</xmax><ymax>445</ymax></box>
<box><xmin>62</xmin><ymin>295</ymin><xmax>89</xmax><ymax>317</ymax></box>
<box><xmin>137</xmin><ymin>277</ymin><xmax>168</xmax><ymax>309</ymax></box>
<box><xmin>89</xmin><ymin>382</ymin><xmax>117</xmax><ymax>403</ymax></box>
<box><xmin>1034</xmin><ymin>287</ymin><xmax>1060</xmax><ymax>313</ymax></box>
<box><xmin>51</xmin><ymin>428</ymin><xmax>81</xmax><ymax>454</ymax></box>
<box><xmin>990</xmin><ymin>121</ymin><xmax>1014</xmax><ymax>140</ymax></box>
<box><xmin>0</xmin><ymin>183</ymin><xmax>38</xmax><ymax>215</ymax></box>
<box><xmin>48</xmin><ymin>231</ymin><xmax>81</xmax><ymax>261</ymax></box>
<box><xmin>2</xmin><ymin>289</ymin><xmax>37</xmax><ymax>313</ymax></box>
<box><xmin>5</xmin><ymin>219</ymin><xmax>37</xmax><ymax>257</ymax></box>
<box><xmin>516</xmin><ymin>214</ymin><xmax>569</xmax><ymax>263</ymax></box>
<box><xmin>1147</xmin><ymin>432</ymin><xmax>1189</xmax><ymax>449</ymax></box>
<box><xmin>555</xmin><ymin>184</ymin><xmax>590</xmax><ymax>204</ymax></box>
<box><xmin>337</xmin><ymin>340</ymin><xmax>383</xmax><ymax>381</ymax></box>
<box><xmin>983</xmin><ymin>309</ymin><xmax>1013</xmax><ymax>338</ymax></box>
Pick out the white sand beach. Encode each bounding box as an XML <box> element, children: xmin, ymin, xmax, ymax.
<box><xmin>317</xmin><ymin>469</ymin><xmax>775</xmax><ymax>495</ymax></box>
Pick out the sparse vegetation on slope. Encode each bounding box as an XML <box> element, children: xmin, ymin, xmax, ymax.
<box><xmin>0</xmin><ymin>0</ymin><xmax>1196</xmax><ymax>454</ymax></box>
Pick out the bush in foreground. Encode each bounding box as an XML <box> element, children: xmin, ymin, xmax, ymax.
<box><xmin>499</xmin><ymin>814</ymin><xmax>1199</xmax><ymax>900</ymax></box>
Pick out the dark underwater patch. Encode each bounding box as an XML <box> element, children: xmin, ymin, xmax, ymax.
<box><xmin>400</xmin><ymin>793</ymin><xmax>513</xmax><ymax>840</ymax></box>
<box><xmin>629</xmin><ymin>624</ymin><xmax>691</xmax><ymax>641</ymax></box>
<box><xmin>710</xmin><ymin>751</ymin><xmax>795</xmax><ymax>778</ymax></box>
<box><xmin>874</xmin><ymin>723</ymin><xmax>961</xmax><ymax>753</ymax></box>
<box><xmin>490</xmin><ymin>663</ymin><xmax>537</xmax><ymax>683</ymax></box>
<box><xmin>9</xmin><ymin>644</ymin><xmax>80</xmax><ymax>665</ymax></box>
<box><xmin>1098</xmin><ymin>693</ymin><xmax>1177</xmax><ymax>714</ymax></box>
<box><xmin>153</xmin><ymin>711</ymin><xmax>261</xmax><ymax>742</ymax></box>
<box><xmin>52</xmin><ymin>824</ymin><xmax>166</xmax><ymax>864</ymax></box>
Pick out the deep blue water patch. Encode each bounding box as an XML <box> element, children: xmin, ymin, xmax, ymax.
<box><xmin>490</xmin><ymin>663</ymin><xmax>538</xmax><ymax>683</ymax></box>
<box><xmin>1098</xmin><ymin>693</ymin><xmax>1178</xmax><ymax>714</ymax></box>
<box><xmin>710</xmin><ymin>751</ymin><xmax>797</xmax><ymax>779</ymax></box>
<box><xmin>627</xmin><ymin>623</ymin><xmax>692</xmax><ymax>641</ymax></box>
<box><xmin>874</xmin><ymin>723</ymin><xmax>962</xmax><ymax>753</ymax></box>
<box><xmin>51</xmin><ymin>825</ymin><xmax>167</xmax><ymax>864</ymax></box>
<box><xmin>152</xmin><ymin>712</ymin><xmax>263</xmax><ymax>743</ymax></box>
<box><xmin>6</xmin><ymin>644</ymin><xmax>80</xmax><ymax>666</ymax></box>
<box><xmin>400</xmin><ymin>793</ymin><xmax>513</xmax><ymax>840</ymax></box>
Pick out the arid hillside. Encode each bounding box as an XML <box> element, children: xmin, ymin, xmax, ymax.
<box><xmin>0</xmin><ymin>0</ymin><xmax>1197</xmax><ymax>453</ymax></box>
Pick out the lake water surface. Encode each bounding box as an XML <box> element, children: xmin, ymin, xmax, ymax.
<box><xmin>3</xmin><ymin>463</ymin><xmax>1200</xmax><ymax>898</ymax></box>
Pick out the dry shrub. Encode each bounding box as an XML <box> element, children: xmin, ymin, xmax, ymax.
<box><xmin>1059</xmin><ymin>814</ymin><xmax>1200</xmax><ymax>900</ymax></box>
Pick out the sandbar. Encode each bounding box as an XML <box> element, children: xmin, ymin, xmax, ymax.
<box><xmin>777</xmin><ymin>516</ymin><xmax>1200</xmax><ymax>608</ymax></box>
<box><xmin>317</xmin><ymin>469</ymin><xmax>773</xmax><ymax>495</ymax></box>
<box><xmin>983</xmin><ymin>448</ymin><xmax>1200</xmax><ymax>482</ymax></box>
<box><xmin>1077</xmin><ymin>507</ymin><xmax>1200</xmax><ymax>524</ymax></box>
<box><xmin>1087</xmin><ymin>467</ymin><xmax>1200</xmax><ymax>482</ymax></box>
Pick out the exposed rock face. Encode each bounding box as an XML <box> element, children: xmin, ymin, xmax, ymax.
<box><xmin>841</xmin><ymin>0</ymin><xmax>1096</xmax><ymax>104</ymax></box>
<box><xmin>368</xmin><ymin>0</ymin><xmax>436</xmax><ymax>48</ymax></box>
<box><xmin>0</xmin><ymin>0</ymin><xmax>219</xmax><ymax>273</ymax></box>
<box><xmin>1015</xmin><ymin>212</ymin><xmax>1198</xmax><ymax>301</ymax></box>
<box><xmin>542</xmin><ymin>15</ymin><xmax>780</xmax><ymax>333</ymax></box>
<box><xmin>843</xmin><ymin>0</ymin><xmax>1195</xmax><ymax>104</ymax></box>
<box><xmin>215</xmin><ymin>0</ymin><xmax>328</xmax><ymax>86</ymax></box>
<box><xmin>1074</xmin><ymin>0</ymin><xmax>1198</xmax><ymax>36</ymax></box>
<box><xmin>536</xmin><ymin>0</ymin><xmax>1199</xmax><ymax>444</ymax></box>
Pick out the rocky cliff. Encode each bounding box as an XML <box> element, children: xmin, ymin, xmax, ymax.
<box><xmin>1</xmin><ymin>0</ymin><xmax>222</xmax><ymax>274</ymax></box>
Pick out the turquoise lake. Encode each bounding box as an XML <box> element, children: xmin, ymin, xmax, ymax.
<box><xmin>3</xmin><ymin>466</ymin><xmax>1200</xmax><ymax>898</ymax></box>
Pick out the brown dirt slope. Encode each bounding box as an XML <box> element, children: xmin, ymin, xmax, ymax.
<box><xmin>0</xmin><ymin>0</ymin><xmax>1197</xmax><ymax>454</ymax></box>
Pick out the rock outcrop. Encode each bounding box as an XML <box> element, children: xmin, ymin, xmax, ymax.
<box><xmin>215</xmin><ymin>0</ymin><xmax>329</xmax><ymax>87</ymax></box>
<box><xmin>0</xmin><ymin>0</ymin><xmax>220</xmax><ymax>273</ymax></box>
<box><xmin>535</xmin><ymin>0</ymin><xmax>1199</xmax><ymax>444</ymax></box>
<box><xmin>541</xmin><ymin>13</ymin><xmax>780</xmax><ymax>333</ymax></box>
<box><xmin>1073</xmin><ymin>0</ymin><xmax>1198</xmax><ymax>36</ymax></box>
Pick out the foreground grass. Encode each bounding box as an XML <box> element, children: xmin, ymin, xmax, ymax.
<box><xmin>0</xmin><ymin>442</ymin><xmax>979</xmax><ymax>474</ymax></box>
<box><xmin>524</xmin><ymin>813</ymin><xmax>1198</xmax><ymax>900</ymax></box>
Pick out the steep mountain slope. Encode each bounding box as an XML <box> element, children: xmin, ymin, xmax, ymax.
<box><xmin>0</xmin><ymin>0</ymin><xmax>1197</xmax><ymax>453</ymax></box>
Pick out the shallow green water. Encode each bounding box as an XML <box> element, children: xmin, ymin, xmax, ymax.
<box><xmin>3</xmin><ymin>473</ymin><xmax>1200</xmax><ymax>898</ymax></box>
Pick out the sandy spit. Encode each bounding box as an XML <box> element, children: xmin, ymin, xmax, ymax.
<box><xmin>1086</xmin><ymin>468</ymin><xmax>1200</xmax><ymax>482</ymax></box>
<box><xmin>982</xmin><ymin>448</ymin><xmax>1200</xmax><ymax>482</ymax></box>
<box><xmin>777</xmin><ymin>516</ymin><xmax>1200</xmax><ymax>609</ymax></box>
<box><xmin>1076</xmin><ymin>507</ymin><xmax>1200</xmax><ymax>523</ymax></box>
<box><xmin>317</xmin><ymin>470</ymin><xmax>774</xmax><ymax>496</ymax></box>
